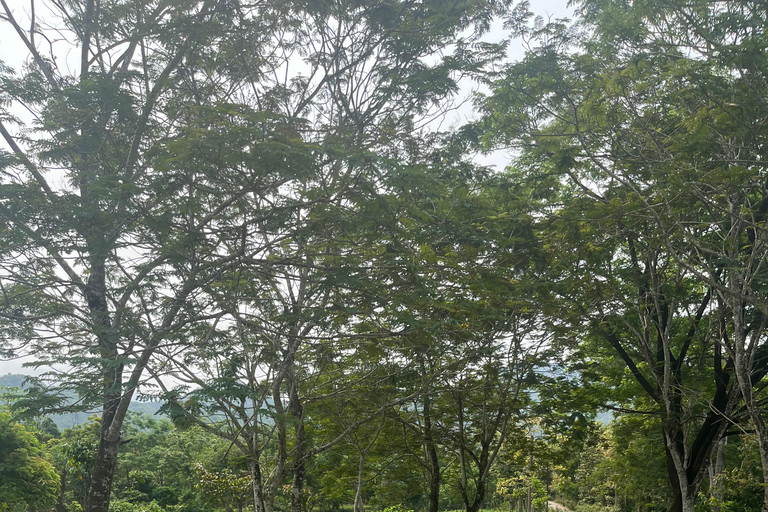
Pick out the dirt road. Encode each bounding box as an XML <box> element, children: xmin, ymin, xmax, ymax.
<box><xmin>547</xmin><ymin>502</ymin><xmax>571</xmax><ymax>512</ymax></box>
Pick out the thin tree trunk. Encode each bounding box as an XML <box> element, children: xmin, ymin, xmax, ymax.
<box><xmin>456</xmin><ymin>392</ymin><xmax>470</xmax><ymax>512</ymax></box>
<box><xmin>752</xmin><ymin>420</ymin><xmax>768</xmax><ymax>512</ymax></box>
<box><xmin>729</xmin><ymin>283</ymin><xmax>768</xmax><ymax>512</ymax></box>
<box><xmin>251</xmin><ymin>453</ymin><xmax>267</xmax><ymax>512</ymax></box>
<box><xmin>291</xmin><ymin>425</ymin><xmax>306</xmax><ymax>512</ymax></box>
<box><xmin>289</xmin><ymin>360</ymin><xmax>306</xmax><ymax>512</ymax></box>
<box><xmin>660</xmin><ymin>302</ymin><xmax>740</xmax><ymax>512</ymax></box>
<box><xmin>662</xmin><ymin>392</ymin><xmax>737</xmax><ymax>512</ymax></box>
<box><xmin>266</xmin><ymin>368</ymin><xmax>289</xmax><ymax>512</ymax></box>
<box><xmin>354</xmin><ymin>454</ymin><xmax>366</xmax><ymax>512</ymax></box>
<box><xmin>423</xmin><ymin>393</ymin><xmax>441</xmax><ymax>512</ymax></box>
<box><xmin>527</xmin><ymin>448</ymin><xmax>533</xmax><ymax>512</ymax></box>
<box><xmin>526</xmin><ymin>481</ymin><xmax>532</xmax><ymax>512</ymax></box>
<box><xmin>709</xmin><ymin>437</ymin><xmax>726</xmax><ymax>512</ymax></box>
<box><xmin>56</xmin><ymin>464</ymin><xmax>67</xmax><ymax>512</ymax></box>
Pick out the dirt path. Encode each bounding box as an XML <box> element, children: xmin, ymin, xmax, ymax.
<box><xmin>547</xmin><ymin>502</ymin><xmax>571</xmax><ymax>512</ymax></box>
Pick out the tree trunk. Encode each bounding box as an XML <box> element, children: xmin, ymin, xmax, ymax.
<box><xmin>660</xmin><ymin>309</ymin><xmax>741</xmax><ymax>512</ymax></box>
<box><xmin>289</xmin><ymin>361</ymin><xmax>306</xmax><ymax>512</ymax></box>
<box><xmin>354</xmin><ymin>454</ymin><xmax>366</xmax><ymax>512</ymax></box>
<box><xmin>423</xmin><ymin>394</ymin><xmax>441</xmax><ymax>512</ymax></box>
<box><xmin>663</xmin><ymin>403</ymin><xmax>734</xmax><ymax>512</ymax></box>
<box><xmin>527</xmin><ymin>482</ymin><xmax>532</xmax><ymax>512</ymax></box>
<box><xmin>729</xmin><ymin>286</ymin><xmax>768</xmax><ymax>512</ymax></box>
<box><xmin>86</xmin><ymin>413</ymin><xmax>122</xmax><ymax>512</ymax></box>
<box><xmin>465</xmin><ymin>477</ymin><xmax>486</xmax><ymax>512</ymax></box>
<box><xmin>251</xmin><ymin>454</ymin><xmax>267</xmax><ymax>512</ymax></box>
<box><xmin>83</xmin><ymin>254</ymin><xmax>125</xmax><ymax>512</ymax></box>
<box><xmin>709</xmin><ymin>437</ymin><xmax>726</xmax><ymax>512</ymax></box>
<box><xmin>456</xmin><ymin>392</ymin><xmax>470</xmax><ymax>512</ymax></box>
<box><xmin>527</xmin><ymin>447</ymin><xmax>534</xmax><ymax>512</ymax></box>
<box><xmin>666</xmin><ymin>487</ymin><xmax>696</xmax><ymax>512</ymax></box>
<box><xmin>266</xmin><ymin>371</ymin><xmax>289</xmax><ymax>512</ymax></box>
<box><xmin>664</xmin><ymin>428</ymin><xmax>697</xmax><ymax>512</ymax></box>
<box><xmin>56</xmin><ymin>463</ymin><xmax>67</xmax><ymax>512</ymax></box>
<box><xmin>753</xmin><ymin>424</ymin><xmax>768</xmax><ymax>512</ymax></box>
<box><xmin>291</xmin><ymin>425</ymin><xmax>307</xmax><ymax>512</ymax></box>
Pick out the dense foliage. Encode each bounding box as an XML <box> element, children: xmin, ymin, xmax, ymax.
<box><xmin>2</xmin><ymin>0</ymin><xmax>768</xmax><ymax>512</ymax></box>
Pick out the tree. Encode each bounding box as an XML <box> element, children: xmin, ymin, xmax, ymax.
<box><xmin>0</xmin><ymin>411</ymin><xmax>60</xmax><ymax>512</ymax></box>
<box><xmin>0</xmin><ymin>0</ymin><xmax>330</xmax><ymax>508</ymax></box>
<box><xmin>141</xmin><ymin>3</ymin><xmax>520</xmax><ymax>511</ymax></box>
<box><xmin>447</xmin><ymin>342</ymin><xmax>533</xmax><ymax>512</ymax></box>
<box><xmin>476</xmin><ymin>1</ymin><xmax>768</xmax><ymax>511</ymax></box>
<box><xmin>110</xmin><ymin>413</ymin><xmax>226</xmax><ymax>509</ymax></box>
<box><xmin>342</xmin><ymin>156</ymin><xmax>547</xmax><ymax>512</ymax></box>
<box><xmin>307</xmin><ymin>359</ymin><xmax>406</xmax><ymax>512</ymax></box>
<box><xmin>0</xmin><ymin>0</ymin><xmax>515</xmax><ymax>509</ymax></box>
<box><xmin>57</xmin><ymin>416</ymin><xmax>102</xmax><ymax>510</ymax></box>
<box><xmin>608</xmin><ymin>414</ymin><xmax>671</xmax><ymax>512</ymax></box>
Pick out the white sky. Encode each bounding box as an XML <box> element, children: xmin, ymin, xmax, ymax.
<box><xmin>0</xmin><ymin>0</ymin><xmax>573</xmax><ymax>377</ymax></box>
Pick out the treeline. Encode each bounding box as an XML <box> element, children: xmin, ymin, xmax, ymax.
<box><xmin>2</xmin><ymin>1</ymin><xmax>768</xmax><ymax>512</ymax></box>
<box><xmin>1</xmin><ymin>407</ymin><xmax>763</xmax><ymax>512</ymax></box>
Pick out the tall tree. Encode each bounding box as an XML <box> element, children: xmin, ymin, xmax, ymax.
<box><xmin>476</xmin><ymin>1</ymin><xmax>768</xmax><ymax>510</ymax></box>
<box><xmin>0</xmin><ymin>0</ymin><xmax>324</xmax><ymax>510</ymax></box>
<box><xmin>340</xmin><ymin>152</ymin><xmax>544</xmax><ymax>512</ymax></box>
<box><xmin>140</xmin><ymin>2</ymin><xmax>517</xmax><ymax>512</ymax></box>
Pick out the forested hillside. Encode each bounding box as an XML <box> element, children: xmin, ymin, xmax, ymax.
<box><xmin>1</xmin><ymin>374</ymin><xmax>163</xmax><ymax>428</ymax></box>
<box><xmin>1</xmin><ymin>1</ymin><xmax>767</xmax><ymax>512</ymax></box>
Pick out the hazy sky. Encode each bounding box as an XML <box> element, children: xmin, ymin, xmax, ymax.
<box><xmin>0</xmin><ymin>0</ymin><xmax>573</xmax><ymax>377</ymax></box>
<box><xmin>0</xmin><ymin>0</ymin><xmax>574</xmax><ymax>75</ymax></box>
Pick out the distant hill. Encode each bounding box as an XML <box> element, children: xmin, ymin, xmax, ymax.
<box><xmin>0</xmin><ymin>373</ymin><xmax>27</xmax><ymax>388</ymax></box>
<box><xmin>0</xmin><ymin>373</ymin><xmax>165</xmax><ymax>430</ymax></box>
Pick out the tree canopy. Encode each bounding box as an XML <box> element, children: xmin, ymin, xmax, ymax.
<box><xmin>3</xmin><ymin>1</ymin><xmax>768</xmax><ymax>512</ymax></box>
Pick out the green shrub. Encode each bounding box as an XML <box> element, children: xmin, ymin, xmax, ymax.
<box><xmin>380</xmin><ymin>504</ymin><xmax>415</xmax><ymax>512</ymax></box>
<box><xmin>696</xmin><ymin>468</ymin><xmax>762</xmax><ymax>512</ymax></box>
<box><xmin>108</xmin><ymin>500</ymin><xmax>163</xmax><ymax>512</ymax></box>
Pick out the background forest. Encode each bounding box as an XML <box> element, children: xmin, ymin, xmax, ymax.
<box><xmin>1</xmin><ymin>1</ymin><xmax>768</xmax><ymax>512</ymax></box>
